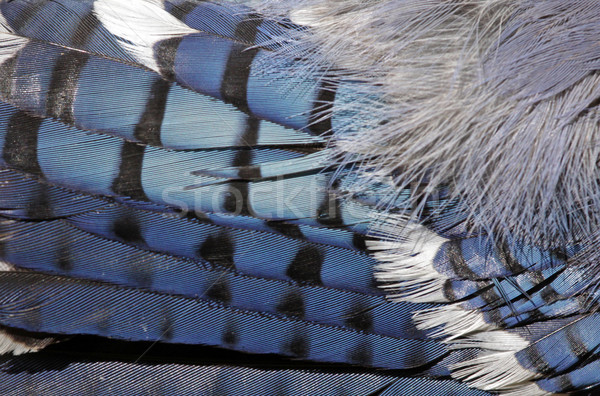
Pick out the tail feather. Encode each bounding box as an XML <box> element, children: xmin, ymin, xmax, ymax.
<box><xmin>0</xmin><ymin>217</ymin><xmax>414</xmax><ymax>333</ymax></box>
<box><xmin>0</xmin><ymin>272</ymin><xmax>447</xmax><ymax>370</ymax></box>
<box><xmin>0</xmin><ymin>339</ymin><xmax>491</xmax><ymax>396</ymax></box>
<box><xmin>163</xmin><ymin>0</ymin><xmax>298</xmax><ymax>50</ymax></box>
<box><xmin>0</xmin><ymin>169</ymin><xmax>106</xmax><ymax>220</ymax></box>
<box><xmin>0</xmin><ymin>98</ymin><xmax>372</xmax><ymax>229</ymax></box>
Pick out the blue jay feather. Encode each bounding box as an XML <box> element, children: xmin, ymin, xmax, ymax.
<box><xmin>0</xmin><ymin>0</ymin><xmax>338</xmax><ymax>134</ymax></box>
<box><xmin>0</xmin><ymin>345</ymin><xmax>491</xmax><ymax>395</ymax></box>
<box><xmin>0</xmin><ymin>0</ymin><xmax>597</xmax><ymax>395</ymax></box>
<box><xmin>0</xmin><ymin>37</ymin><xmax>324</xmax><ymax>149</ymax></box>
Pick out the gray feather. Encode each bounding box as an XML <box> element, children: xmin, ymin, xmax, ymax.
<box><xmin>257</xmin><ymin>0</ymin><xmax>600</xmax><ymax>248</ymax></box>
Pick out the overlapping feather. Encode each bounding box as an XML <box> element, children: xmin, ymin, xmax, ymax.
<box><xmin>0</xmin><ymin>0</ymin><xmax>483</xmax><ymax>395</ymax></box>
<box><xmin>0</xmin><ymin>0</ymin><xmax>598</xmax><ymax>395</ymax></box>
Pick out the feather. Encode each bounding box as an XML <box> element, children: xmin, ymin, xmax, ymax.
<box><xmin>0</xmin><ymin>0</ymin><xmax>340</xmax><ymax>134</ymax></box>
<box><xmin>256</xmin><ymin>0</ymin><xmax>600</xmax><ymax>248</ymax></box>
<box><xmin>0</xmin><ymin>0</ymin><xmax>598</xmax><ymax>395</ymax></box>
<box><xmin>0</xmin><ymin>32</ymin><xmax>323</xmax><ymax>149</ymax></box>
<box><xmin>0</xmin><ymin>271</ymin><xmax>449</xmax><ymax>370</ymax></box>
<box><xmin>0</xmin><ymin>341</ymin><xmax>491</xmax><ymax>396</ymax></box>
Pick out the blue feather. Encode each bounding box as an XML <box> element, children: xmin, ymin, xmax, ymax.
<box><xmin>0</xmin><ymin>0</ymin><xmax>339</xmax><ymax>135</ymax></box>
<box><xmin>0</xmin><ymin>0</ymin><xmax>596</xmax><ymax>395</ymax></box>
<box><xmin>0</xmin><ymin>272</ymin><xmax>447</xmax><ymax>370</ymax></box>
<box><xmin>0</xmin><ymin>345</ymin><xmax>492</xmax><ymax>396</ymax></box>
<box><xmin>0</xmin><ymin>36</ymin><xmax>323</xmax><ymax>149</ymax></box>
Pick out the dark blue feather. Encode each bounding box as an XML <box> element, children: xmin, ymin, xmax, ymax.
<box><xmin>0</xmin><ymin>341</ymin><xmax>492</xmax><ymax>396</ymax></box>
<box><xmin>0</xmin><ymin>272</ymin><xmax>447</xmax><ymax>370</ymax></box>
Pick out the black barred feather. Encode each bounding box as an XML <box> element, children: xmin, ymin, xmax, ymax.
<box><xmin>0</xmin><ymin>0</ymin><xmax>597</xmax><ymax>395</ymax></box>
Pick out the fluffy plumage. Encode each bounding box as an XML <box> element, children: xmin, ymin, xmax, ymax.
<box><xmin>257</xmin><ymin>0</ymin><xmax>600</xmax><ymax>248</ymax></box>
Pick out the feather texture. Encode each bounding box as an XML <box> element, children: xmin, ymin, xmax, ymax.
<box><xmin>0</xmin><ymin>0</ymin><xmax>597</xmax><ymax>395</ymax></box>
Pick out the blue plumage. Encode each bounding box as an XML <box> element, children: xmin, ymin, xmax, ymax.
<box><xmin>0</xmin><ymin>271</ymin><xmax>450</xmax><ymax>370</ymax></box>
<box><xmin>0</xmin><ymin>0</ymin><xmax>335</xmax><ymax>135</ymax></box>
<box><xmin>0</xmin><ymin>349</ymin><xmax>492</xmax><ymax>396</ymax></box>
<box><xmin>0</xmin><ymin>0</ymin><xmax>596</xmax><ymax>395</ymax></box>
<box><xmin>0</xmin><ymin>37</ymin><xmax>322</xmax><ymax>149</ymax></box>
<box><xmin>163</xmin><ymin>0</ymin><xmax>295</xmax><ymax>49</ymax></box>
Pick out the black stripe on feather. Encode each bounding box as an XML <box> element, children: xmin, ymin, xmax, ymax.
<box><xmin>134</xmin><ymin>78</ymin><xmax>171</xmax><ymax>146</ymax></box>
<box><xmin>220</xmin><ymin>14</ymin><xmax>261</xmax><ymax>113</ymax></box>
<box><xmin>283</xmin><ymin>327</ymin><xmax>309</xmax><ymax>358</ymax></box>
<box><xmin>25</xmin><ymin>183</ymin><xmax>54</xmax><ymax>219</ymax></box>
<box><xmin>309</xmin><ymin>78</ymin><xmax>337</xmax><ymax>136</ymax></box>
<box><xmin>286</xmin><ymin>245</ymin><xmax>324</xmax><ymax>285</ymax></box>
<box><xmin>266</xmin><ymin>220</ymin><xmax>305</xmax><ymax>240</ymax></box>
<box><xmin>46</xmin><ymin>51</ymin><xmax>89</xmax><ymax>123</ymax></box>
<box><xmin>111</xmin><ymin>142</ymin><xmax>148</xmax><ymax>201</ymax></box>
<box><xmin>55</xmin><ymin>241</ymin><xmax>74</xmax><ymax>272</ymax></box>
<box><xmin>317</xmin><ymin>182</ymin><xmax>344</xmax><ymax>227</ymax></box>
<box><xmin>276</xmin><ymin>289</ymin><xmax>305</xmax><ymax>319</ymax></box>
<box><xmin>224</xmin><ymin>116</ymin><xmax>260</xmax><ymax>215</ymax></box>
<box><xmin>565</xmin><ymin>325</ymin><xmax>591</xmax><ymax>361</ymax></box>
<box><xmin>0</xmin><ymin>53</ymin><xmax>19</xmax><ymax>100</ymax></box>
<box><xmin>345</xmin><ymin>302</ymin><xmax>374</xmax><ymax>332</ymax></box>
<box><xmin>348</xmin><ymin>341</ymin><xmax>373</xmax><ymax>366</ymax></box>
<box><xmin>112</xmin><ymin>214</ymin><xmax>144</xmax><ymax>244</ymax></box>
<box><xmin>205</xmin><ymin>277</ymin><xmax>232</xmax><ymax>304</ymax></box>
<box><xmin>168</xmin><ymin>0</ymin><xmax>200</xmax><ymax>21</ymax></box>
<box><xmin>197</xmin><ymin>232</ymin><xmax>236</xmax><ymax>270</ymax></box>
<box><xmin>446</xmin><ymin>240</ymin><xmax>479</xmax><ymax>279</ymax></box>
<box><xmin>3</xmin><ymin>110</ymin><xmax>43</xmax><ymax>176</ymax></box>
<box><xmin>159</xmin><ymin>312</ymin><xmax>175</xmax><ymax>342</ymax></box>
<box><xmin>154</xmin><ymin>37</ymin><xmax>184</xmax><ymax>81</ymax></box>
<box><xmin>523</xmin><ymin>344</ymin><xmax>555</xmax><ymax>376</ymax></box>
<box><xmin>221</xmin><ymin>320</ymin><xmax>239</xmax><ymax>346</ymax></box>
<box><xmin>45</xmin><ymin>10</ymin><xmax>98</xmax><ymax>122</ymax></box>
<box><xmin>497</xmin><ymin>241</ymin><xmax>527</xmax><ymax>274</ymax></box>
<box><xmin>71</xmin><ymin>11</ymin><xmax>102</xmax><ymax>47</ymax></box>
<box><xmin>9</xmin><ymin>0</ymin><xmax>44</xmax><ymax>32</ymax></box>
